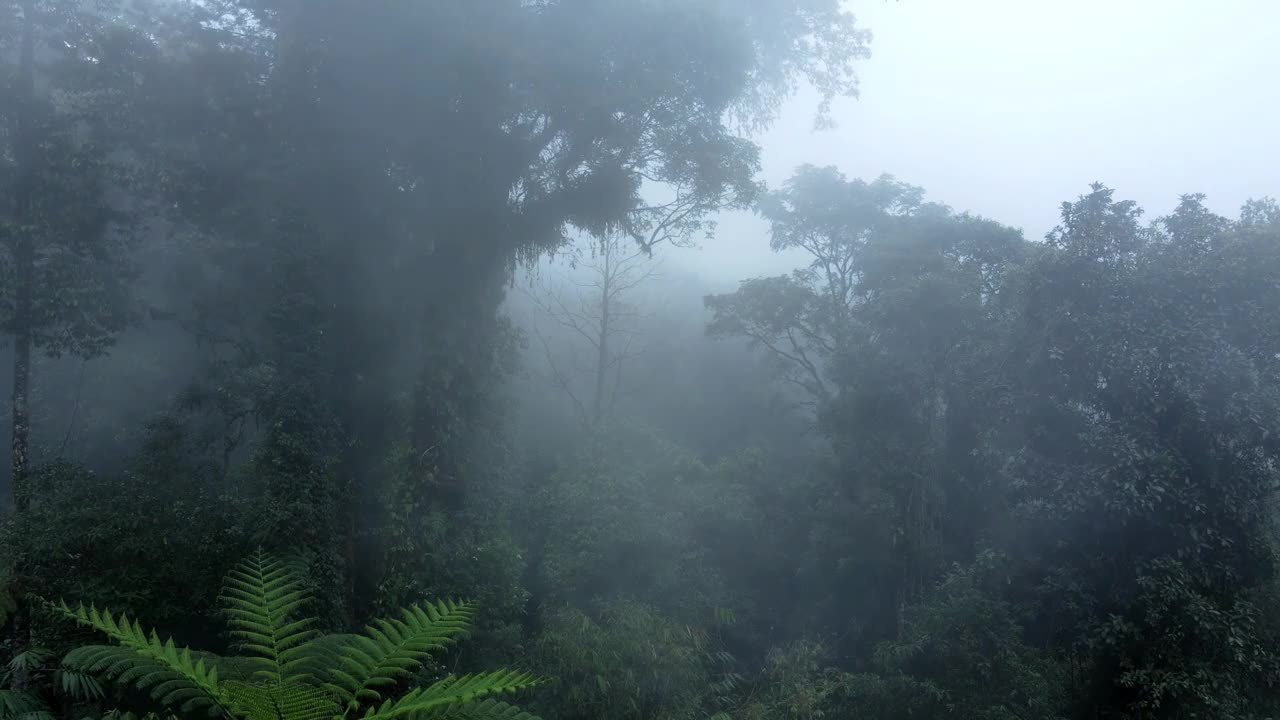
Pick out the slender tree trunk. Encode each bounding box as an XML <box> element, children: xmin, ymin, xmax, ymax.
<box><xmin>10</xmin><ymin>304</ymin><xmax>30</xmax><ymax>508</ymax></box>
<box><xmin>592</xmin><ymin>247</ymin><xmax>611</xmax><ymax>427</ymax></box>
<box><xmin>11</xmin><ymin>0</ymin><xmax>37</xmax><ymax>511</ymax></box>
<box><xmin>6</xmin><ymin>0</ymin><xmax>38</xmax><ymax>681</ymax></box>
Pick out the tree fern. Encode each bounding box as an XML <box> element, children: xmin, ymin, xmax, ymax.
<box><xmin>323</xmin><ymin>600</ymin><xmax>473</xmax><ymax>713</ymax></box>
<box><xmin>219</xmin><ymin>549</ymin><xmax>320</xmax><ymax>686</ymax></box>
<box><xmin>220</xmin><ymin>680</ymin><xmax>338</xmax><ymax>720</ymax></box>
<box><xmin>53</xmin><ymin>549</ymin><xmax>542</xmax><ymax>720</ymax></box>
<box><xmin>361</xmin><ymin>671</ymin><xmax>541</xmax><ymax>720</ymax></box>
<box><xmin>58</xmin><ymin>604</ymin><xmax>226</xmax><ymax>717</ymax></box>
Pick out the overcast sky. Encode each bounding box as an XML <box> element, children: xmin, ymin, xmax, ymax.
<box><xmin>673</xmin><ymin>0</ymin><xmax>1280</xmax><ymax>283</ymax></box>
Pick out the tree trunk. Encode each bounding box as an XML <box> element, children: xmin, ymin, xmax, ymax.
<box><xmin>592</xmin><ymin>248</ymin><xmax>611</xmax><ymax>427</ymax></box>
<box><xmin>10</xmin><ymin>0</ymin><xmax>37</xmax><ymax>511</ymax></box>
<box><xmin>10</xmin><ymin>308</ymin><xmax>31</xmax><ymax>508</ymax></box>
<box><xmin>6</xmin><ymin>0</ymin><xmax>38</xmax><ymax>682</ymax></box>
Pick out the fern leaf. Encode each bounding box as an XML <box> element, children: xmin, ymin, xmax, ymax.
<box><xmin>360</xmin><ymin>670</ymin><xmax>542</xmax><ymax>720</ymax></box>
<box><xmin>365</xmin><ymin>698</ymin><xmax>539</xmax><ymax>720</ymax></box>
<box><xmin>53</xmin><ymin>667</ymin><xmax>105</xmax><ymax>701</ymax></box>
<box><xmin>221</xmin><ymin>680</ymin><xmax>341</xmax><ymax>720</ymax></box>
<box><xmin>219</xmin><ymin>548</ymin><xmax>319</xmax><ymax>686</ymax></box>
<box><xmin>319</xmin><ymin>600</ymin><xmax>473</xmax><ymax>713</ymax></box>
<box><xmin>55</xmin><ymin>602</ymin><xmax>229</xmax><ymax>718</ymax></box>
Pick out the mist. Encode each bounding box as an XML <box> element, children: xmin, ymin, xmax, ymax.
<box><xmin>676</xmin><ymin>0</ymin><xmax>1280</xmax><ymax>282</ymax></box>
<box><xmin>1</xmin><ymin>2</ymin><xmax>1278</xmax><ymax>719</ymax></box>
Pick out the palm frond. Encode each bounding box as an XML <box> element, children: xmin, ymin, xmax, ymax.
<box><xmin>361</xmin><ymin>671</ymin><xmax>542</xmax><ymax>720</ymax></box>
<box><xmin>320</xmin><ymin>600</ymin><xmax>473</xmax><ymax>712</ymax></box>
<box><xmin>219</xmin><ymin>548</ymin><xmax>319</xmax><ymax>686</ymax></box>
<box><xmin>55</xmin><ymin>602</ymin><xmax>228</xmax><ymax>718</ymax></box>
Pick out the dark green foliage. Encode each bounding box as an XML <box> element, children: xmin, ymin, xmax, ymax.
<box><xmin>986</xmin><ymin>187</ymin><xmax>1280</xmax><ymax>718</ymax></box>
<box><xmin>2</xmin><ymin>0</ymin><xmax>1278</xmax><ymax>719</ymax></box>
<box><xmin>854</xmin><ymin>553</ymin><xmax>1068</xmax><ymax>720</ymax></box>
<box><xmin>0</xmin><ymin>645</ymin><xmax>102</xmax><ymax>720</ymax></box>
<box><xmin>707</xmin><ymin>167</ymin><xmax>1280</xmax><ymax>718</ymax></box>
<box><xmin>521</xmin><ymin>424</ymin><xmax>802</xmax><ymax>630</ymax></box>
<box><xmin>2</xmin><ymin>457</ymin><xmax>252</xmax><ymax>641</ymax></box>
<box><xmin>529</xmin><ymin>601</ymin><xmax>717</xmax><ymax>720</ymax></box>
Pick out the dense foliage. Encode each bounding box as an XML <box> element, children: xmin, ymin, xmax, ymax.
<box><xmin>2</xmin><ymin>2</ymin><xmax>1278</xmax><ymax>720</ymax></box>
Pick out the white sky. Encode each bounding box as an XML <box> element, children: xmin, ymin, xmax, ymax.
<box><xmin>673</xmin><ymin>0</ymin><xmax>1280</xmax><ymax>283</ymax></box>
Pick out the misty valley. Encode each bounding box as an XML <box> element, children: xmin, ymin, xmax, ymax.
<box><xmin>1</xmin><ymin>2</ymin><xmax>1279</xmax><ymax>719</ymax></box>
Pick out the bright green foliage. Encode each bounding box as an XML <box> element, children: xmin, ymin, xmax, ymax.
<box><xmin>321</xmin><ymin>600</ymin><xmax>472</xmax><ymax>712</ymax></box>
<box><xmin>58</xmin><ymin>604</ymin><xmax>225</xmax><ymax>716</ymax></box>
<box><xmin>361</xmin><ymin>672</ymin><xmax>540</xmax><ymax>720</ymax></box>
<box><xmin>54</xmin><ymin>550</ymin><xmax>541</xmax><ymax>720</ymax></box>
<box><xmin>220</xmin><ymin>551</ymin><xmax>320</xmax><ymax>686</ymax></box>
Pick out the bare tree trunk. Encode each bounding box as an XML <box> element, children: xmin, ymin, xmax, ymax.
<box><xmin>10</xmin><ymin>305</ymin><xmax>31</xmax><ymax>507</ymax></box>
<box><xmin>10</xmin><ymin>0</ymin><xmax>37</xmax><ymax>510</ymax></box>
<box><xmin>592</xmin><ymin>247</ymin><xmax>611</xmax><ymax>427</ymax></box>
<box><xmin>529</xmin><ymin>234</ymin><xmax>655</xmax><ymax>430</ymax></box>
<box><xmin>6</xmin><ymin>0</ymin><xmax>38</xmax><ymax>682</ymax></box>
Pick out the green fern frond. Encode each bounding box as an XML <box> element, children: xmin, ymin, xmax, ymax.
<box><xmin>321</xmin><ymin>600</ymin><xmax>473</xmax><ymax>712</ymax></box>
<box><xmin>53</xmin><ymin>550</ymin><xmax>542</xmax><ymax>720</ymax></box>
<box><xmin>55</xmin><ymin>602</ymin><xmax>228</xmax><ymax>718</ymax></box>
<box><xmin>63</xmin><ymin>644</ymin><xmax>225</xmax><ymax>717</ymax></box>
<box><xmin>221</xmin><ymin>680</ymin><xmax>341</xmax><ymax>720</ymax></box>
<box><xmin>191</xmin><ymin>650</ymin><xmax>257</xmax><ymax>684</ymax></box>
<box><xmin>366</xmin><ymin>698</ymin><xmax>539</xmax><ymax>720</ymax></box>
<box><xmin>219</xmin><ymin>548</ymin><xmax>319</xmax><ymax>686</ymax></box>
<box><xmin>53</xmin><ymin>667</ymin><xmax>105</xmax><ymax>701</ymax></box>
<box><xmin>361</xmin><ymin>670</ymin><xmax>542</xmax><ymax>720</ymax></box>
<box><xmin>453</xmin><ymin>699</ymin><xmax>541</xmax><ymax>720</ymax></box>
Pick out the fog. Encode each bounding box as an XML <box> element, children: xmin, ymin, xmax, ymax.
<box><xmin>676</xmin><ymin>0</ymin><xmax>1280</xmax><ymax>281</ymax></box>
<box><xmin>2</xmin><ymin>2</ymin><xmax>1279</xmax><ymax>719</ymax></box>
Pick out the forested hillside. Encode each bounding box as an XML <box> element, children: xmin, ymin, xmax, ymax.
<box><xmin>2</xmin><ymin>2</ymin><xmax>1278</xmax><ymax>719</ymax></box>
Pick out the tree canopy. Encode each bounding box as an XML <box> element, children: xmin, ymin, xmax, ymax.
<box><xmin>2</xmin><ymin>3</ymin><xmax>1278</xmax><ymax>720</ymax></box>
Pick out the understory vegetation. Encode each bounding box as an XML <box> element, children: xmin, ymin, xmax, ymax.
<box><xmin>2</xmin><ymin>2</ymin><xmax>1279</xmax><ymax>719</ymax></box>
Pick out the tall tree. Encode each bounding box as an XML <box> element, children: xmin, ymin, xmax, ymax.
<box><xmin>707</xmin><ymin>165</ymin><xmax>1026</xmax><ymax>646</ymax></box>
<box><xmin>994</xmin><ymin>186</ymin><xmax>1280</xmax><ymax>718</ymax></box>
<box><xmin>133</xmin><ymin>0</ymin><xmax>873</xmax><ymax>615</ymax></box>
<box><xmin>0</xmin><ymin>0</ymin><xmax>152</xmax><ymax>506</ymax></box>
<box><xmin>527</xmin><ymin>235</ymin><xmax>664</xmax><ymax>430</ymax></box>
